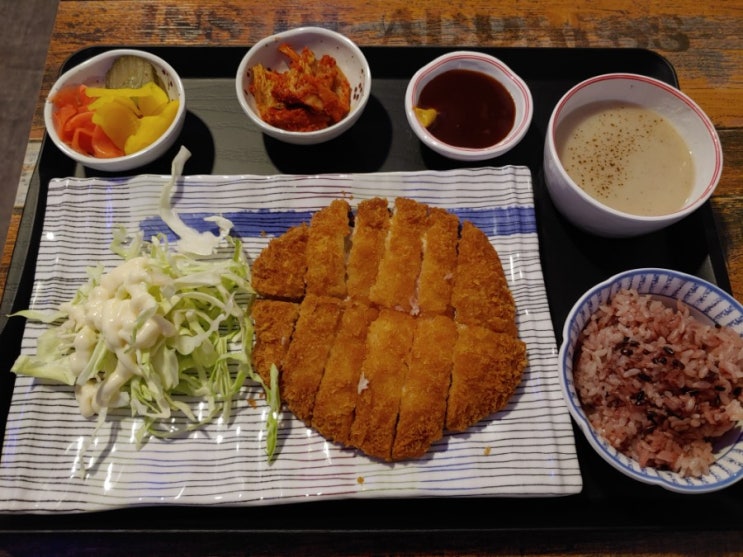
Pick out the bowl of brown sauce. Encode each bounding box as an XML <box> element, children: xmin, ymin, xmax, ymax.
<box><xmin>543</xmin><ymin>73</ymin><xmax>723</xmax><ymax>238</ymax></box>
<box><xmin>404</xmin><ymin>51</ymin><xmax>533</xmax><ymax>161</ymax></box>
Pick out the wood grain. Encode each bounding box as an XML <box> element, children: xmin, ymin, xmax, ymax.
<box><xmin>12</xmin><ymin>0</ymin><xmax>743</xmax><ymax>300</ymax></box>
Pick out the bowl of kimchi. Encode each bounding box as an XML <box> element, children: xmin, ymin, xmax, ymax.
<box><xmin>235</xmin><ymin>27</ymin><xmax>372</xmax><ymax>145</ymax></box>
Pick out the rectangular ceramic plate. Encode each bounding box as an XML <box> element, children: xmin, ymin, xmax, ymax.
<box><xmin>0</xmin><ymin>166</ymin><xmax>582</xmax><ymax>512</ymax></box>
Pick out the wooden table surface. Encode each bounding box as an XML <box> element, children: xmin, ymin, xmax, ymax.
<box><xmin>1</xmin><ymin>1</ymin><xmax>742</xmax><ymax>555</ymax></box>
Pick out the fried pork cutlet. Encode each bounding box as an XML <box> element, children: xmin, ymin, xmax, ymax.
<box><xmin>250</xmin><ymin>299</ymin><xmax>300</xmax><ymax>385</ymax></box>
<box><xmin>446</xmin><ymin>324</ymin><xmax>527</xmax><ymax>432</ymax></box>
<box><xmin>346</xmin><ymin>197</ymin><xmax>390</xmax><ymax>302</ymax></box>
<box><xmin>416</xmin><ymin>207</ymin><xmax>459</xmax><ymax>316</ymax></box>
<box><xmin>368</xmin><ymin>198</ymin><xmax>429</xmax><ymax>313</ymax></box>
<box><xmin>281</xmin><ymin>294</ymin><xmax>343</xmax><ymax>423</ymax></box>
<box><xmin>251</xmin><ymin>223</ymin><xmax>308</xmax><ymax>300</ymax></box>
<box><xmin>305</xmin><ymin>199</ymin><xmax>351</xmax><ymax>298</ymax></box>
<box><xmin>312</xmin><ymin>301</ymin><xmax>379</xmax><ymax>444</ymax></box>
<box><xmin>392</xmin><ymin>314</ymin><xmax>457</xmax><ymax>460</ymax></box>
<box><xmin>349</xmin><ymin>309</ymin><xmax>416</xmax><ymax>461</ymax></box>
<box><xmin>451</xmin><ymin>221</ymin><xmax>518</xmax><ymax>335</ymax></box>
<box><xmin>250</xmin><ymin>196</ymin><xmax>527</xmax><ymax>462</ymax></box>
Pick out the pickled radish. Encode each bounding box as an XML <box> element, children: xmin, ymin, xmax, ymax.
<box><xmin>124</xmin><ymin>100</ymin><xmax>180</xmax><ymax>155</ymax></box>
<box><xmin>92</xmin><ymin>124</ymin><xmax>126</xmax><ymax>158</ymax></box>
<box><xmin>90</xmin><ymin>96</ymin><xmax>141</xmax><ymax>150</ymax></box>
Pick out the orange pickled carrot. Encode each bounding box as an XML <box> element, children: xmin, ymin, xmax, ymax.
<box><xmin>51</xmin><ymin>85</ymin><xmax>80</xmax><ymax>108</ymax></box>
<box><xmin>63</xmin><ymin>110</ymin><xmax>95</xmax><ymax>136</ymax></box>
<box><xmin>52</xmin><ymin>83</ymin><xmax>92</xmax><ymax>110</ymax></box>
<box><xmin>70</xmin><ymin>126</ymin><xmax>94</xmax><ymax>156</ymax></box>
<box><xmin>78</xmin><ymin>85</ymin><xmax>94</xmax><ymax>108</ymax></box>
<box><xmin>52</xmin><ymin>84</ymin><xmax>97</xmax><ymax>151</ymax></box>
<box><xmin>61</xmin><ymin>110</ymin><xmax>97</xmax><ymax>155</ymax></box>
<box><xmin>53</xmin><ymin>104</ymin><xmax>78</xmax><ymax>139</ymax></box>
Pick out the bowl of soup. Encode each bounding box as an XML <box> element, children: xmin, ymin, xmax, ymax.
<box><xmin>405</xmin><ymin>51</ymin><xmax>533</xmax><ymax>161</ymax></box>
<box><xmin>543</xmin><ymin>73</ymin><xmax>722</xmax><ymax>238</ymax></box>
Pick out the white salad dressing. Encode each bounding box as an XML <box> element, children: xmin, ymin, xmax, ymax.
<box><xmin>61</xmin><ymin>256</ymin><xmax>174</xmax><ymax>415</ymax></box>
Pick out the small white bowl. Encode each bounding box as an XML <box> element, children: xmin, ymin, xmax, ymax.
<box><xmin>44</xmin><ymin>48</ymin><xmax>186</xmax><ymax>172</ymax></box>
<box><xmin>235</xmin><ymin>27</ymin><xmax>371</xmax><ymax>145</ymax></box>
<box><xmin>404</xmin><ymin>51</ymin><xmax>533</xmax><ymax>161</ymax></box>
<box><xmin>544</xmin><ymin>73</ymin><xmax>723</xmax><ymax>238</ymax></box>
<box><xmin>559</xmin><ymin>268</ymin><xmax>743</xmax><ymax>494</ymax></box>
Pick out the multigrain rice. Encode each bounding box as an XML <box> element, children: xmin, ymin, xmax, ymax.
<box><xmin>574</xmin><ymin>288</ymin><xmax>743</xmax><ymax>477</ymax></box>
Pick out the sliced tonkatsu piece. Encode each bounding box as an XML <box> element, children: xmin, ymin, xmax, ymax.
<box><xmin>451</xmin><ymin>221</ymin><xmax>518</xmax><ymax>335</ymax></box>
<box><xmin>252</xmin><ymin>223</ymin><xmax>308</xmax><ymax>300</ymax></box>
<box><xmin>312</xmin><ymin>301</ymin><xmax>379</xmax><ymax>444</ymax></box>
<box><xmin>349</xmin><ymin>309</ymin><xmax>416</xmax><ymax>461</ymax></box>
<box><xmin>304</xmin><ymin>199</ymin><xmax>351</xmax><ymax>299</ymax></box>
<box><xmin>250</xmin><ymin>299</ymin><xmax>300</xmax><ymax>385</ymax></box>
<box><xmin>250</xmin><ymin>196</ymin><xmax>527</xmax><ymax>462</ymax></box>
<box><xmin>281</xmin><ymin>294</ymin><xmax>344</xmax><ymax>423</ymax></box>
<box><xmin>368</xmin><ymin>198</ymin><xmax>429</xmax><ymax>314</ymax></box>
<box><xmin>392</xmin><ymin>314</ymin><xmax>457</xmax><ymax>460</ymax></box>
<box><xmin>445</xmin><ymin>323</ymin><xmax>527</xmax><ymax>432</ymax></box>
<box><xmin>416</xmin><ymin>207</ymin><xmax>459</xmax><ymax>316</ymax></box>
<box><xmin>346</xmin><ymin>197</ymin><xmax>390</xmax><ymax>302</ymax></box>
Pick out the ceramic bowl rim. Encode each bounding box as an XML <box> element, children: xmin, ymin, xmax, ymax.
<box><xmin>43</xmin><ymin>48</ymin><xmax>186</xmax><ymax>170</ymax></box>
<box><xmin>545</xmin><ymin>72</ymin><xmax>723</xmax><ymax>223</ymax></box>
<box><xmin>234</xmin><ymin>26</ymin><xmax>372</xmax><ymax>144</ymax></box>
<box><xmin>404</xmin><ymin>50</ymin><xmax>534</xmax><ymax>161</ymax></box>
<box><xmin>559</xmin><ymin>267</ymin><xmax>743</xmax><ymax>494</ymax></box>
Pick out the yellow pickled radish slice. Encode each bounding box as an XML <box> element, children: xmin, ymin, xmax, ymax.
<box><xmin>88</xmin><ymin>93</ymin><xmax>140</xmax><ymax>116</ymax></box>
<box><xmin>124</xmin><ymin>100</ymin><xmax>180</xmax><ymax>155</ymax></box>
<box><xmin>135</xmin><ymin>82</ymin><xmax>170</xmax><ymax>115</ymax></box>
<box><xmin>86</xmin><ymin>82</ymin><xmax>170</xmax><ymax>115</ymax></box>
<box><xmin>91</xmin><ymin>97</ymin><xmax>140</xmax><ymax>150</ymax></box>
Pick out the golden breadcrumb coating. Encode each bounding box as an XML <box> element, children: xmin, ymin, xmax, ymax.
<box><xmin>392</xmin><ymin>314</ymin><xmax>457</xmax><ymax>460</ymax></box>
<box><xmin>346</xmin><ymin>197</ymin><xmax>390</xmax><ymax>302</ymax></box>
<box><xmin>312</xmin><ymin>301</ymin><xmax>379</xmax><ymax>444</ymax></box>
<box><xmin>250</xmin><ymin>299</ymin><xmax>300</xmax><ymax>385</ymax></box>
<box><xmin>251</xmin><ymin>197</ymin><xmax>527</xmax><ymax>462</ymax></box>
<box><xmin>446</xmin><ymin>324</ymin><xmax>527</xmax><ymax>431</ymax></box>
<box><xmin>251</xmin><ymin>223</ymin><xmax>308</xmax><ymax>300</ymax></box>
<box><xmin>452</xmin><ymin>221</ymin><xmax>518</xmax><ymax>335</ymax></box>
<box><xmin>305</xmin><ymin>199</ymin><xmax>351</xmax><ymax>299</ymax></box>
<box><xmin>416</xmin><ymin>207</ymin><xmax>459</xmax><ymax>316</ymax></box>
<box><xmin>368</xmin><ymin>197</ymin><xmax>428</xmax><ymax>313</ymax></box>
<box><xmin>349</xmin><ymin>309</ymin><xmax>416</xmax><ymax>461</ymax></box>
<box><xmin>281</xmin><ymin>294</ymin><xmax>343</xmax><ymax>423</ymax></box>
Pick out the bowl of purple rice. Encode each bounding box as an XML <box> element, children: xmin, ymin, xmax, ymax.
<box><xmin>559</xmin><ymin>268</ymin><xmax>743</xmax><ymax>493</ymax></box>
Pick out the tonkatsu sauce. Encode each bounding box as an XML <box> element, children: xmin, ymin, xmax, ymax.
<box><xmin>418</xmin><ymin>69</ymin><xmax>516</xmax><ymax>149</ymax></box>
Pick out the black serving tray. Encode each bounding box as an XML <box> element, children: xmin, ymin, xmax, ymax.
<box><xmin>0</xmin><ymin>46</ymin><xmax>740</xmax><ymax>541</ymax></box>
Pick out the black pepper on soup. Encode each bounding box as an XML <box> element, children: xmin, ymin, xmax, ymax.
<box><xmin>556</xmin><ymin>102</ymin><xmax>694</xmax><ymax>216</ymax></box>
<box><xmin>416</xmin><ymin>69</ymin><xmax>516</xmax><ymax>149</ymax></box>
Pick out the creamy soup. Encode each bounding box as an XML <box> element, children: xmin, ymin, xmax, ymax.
<box><xmin>557</xmin><ymin>102</ymin><xmax>694</xmax><ymax>216</ymax></box>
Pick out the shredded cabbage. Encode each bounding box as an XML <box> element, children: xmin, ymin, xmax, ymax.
<box><xmin>11</xmin><ymin>146</ymin><xmax>280</xmax><ymax>461</ymax></box>
<box><xmin>158</xmin><ymin>146</ymin><xmax>232</xmax><ymax>256</ymax></box>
